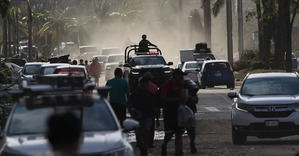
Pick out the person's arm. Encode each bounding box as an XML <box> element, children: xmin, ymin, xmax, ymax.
<box><xmin>148</xmin><ymin>40</ymin><xmax>157</xmax><ymax>47</ymax></box>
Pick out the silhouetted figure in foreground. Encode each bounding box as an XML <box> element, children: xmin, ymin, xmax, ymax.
<box><xmin>46</xmin><ymin>112</ymin><xmax>82</xmax><ymax>156</ymax></box>
<box><xmin>138</xmin><ymin>34</ymin><xmax>156</xmax><ymax>52</ymax></box>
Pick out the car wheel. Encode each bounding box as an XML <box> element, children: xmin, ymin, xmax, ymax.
<box><xmin>232</xmin><ymin>126</ymin><xmax>246</xmax><ymax>145</ymax></box>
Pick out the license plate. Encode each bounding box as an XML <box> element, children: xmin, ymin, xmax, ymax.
<box><xmin>214</xmin><ymin>72</ymin><xmax>222</xmax><ymax>77</ymax></box>
<box><xmin>265</xmin><ymin>121</ymin><xmax>279</xmax><ymax>127</ymax></box>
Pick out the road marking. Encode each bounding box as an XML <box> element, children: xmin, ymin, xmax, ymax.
<box><xmin>204</xmin><ymin>107</ymin><xmax>220</xmax><ymax>112</ymax></box>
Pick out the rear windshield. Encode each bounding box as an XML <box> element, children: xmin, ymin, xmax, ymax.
<box><xmin>7</xmin><ymin>102</ymin><xmax>118</xmax><ymax>135</ymax></box>
<box><xmin>132</xmin><ymin>56</ymin><xmax>166</xmax><ymax>65</ymax></box>
<box><xmin>241</xmin><ymin>77</ymin><xmax>299</xmax><ymax>96</ymax></box>
<box><xmin>185</xmin><ymin>62</ymin><xmax>202</xmax><ymax>69</ymax></box>
<box><xmin>108</xmin><ymin>55</ymin><xmax>123</xmax><ymax>63</ymax></box>
<box><xmin>40</xmin><ymin>67</ymin><xmax>57</xmax><ymax>75</ymax></box>
<box><xmin>205</xmin><ymin>62</ymin><xmax>230</xmax><ymax>71</ymax></box>
<box><xmin>23</xmin><ymin>65</ymin><xmax>42</xmax><ymax>75</ymax></box>
<box><xmin>80</xmin><ymin>47</ymin><xmax>98</xmax><ymax>53</ymax></box>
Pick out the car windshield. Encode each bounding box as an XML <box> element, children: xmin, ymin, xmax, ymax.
<box><xmin>40</xmin><ymin>66</ymin><xmax>57</xmax><ymax>75</ymax></box>
<box><xmin>185</xmin><ymin>62</ymin><xmax>202</xmax><ymax>69</ymax></box>
<box><xmin>241</xmin><ymin>77</ymin><xmax>299</xmax><ymax>96</ymax></box>
<box><xmin>55</xmin><ymin>68</ymin><xmax>85</xmax><ymax>77</ymax></box>
<box><xmin>80</xmin><ymin>47</ymin><xmax>98</xmax><ymax>53</ymax></box>
<box><xmin>23</xmin><ymin>65</ymin><xmax>42</xmax><ymax>75</ymax></box>
<box><xmin>7</xmin><ymin>102</ymin><xmax>118</xmax><ymax>135</ymax></box>
<box><xmin>108</xmin><ymin>55</ymin><xmax>123</xmax><ymax>63</ymax></box>
<box><xmin>133</xmin><ymin>56</ymin><xmax>166</xmax><ymax>65</ymax></box>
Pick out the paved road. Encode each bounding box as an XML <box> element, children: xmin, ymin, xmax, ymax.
<box><xmin>133</xmin><ymin>86</ymin><xmax>299</xmax><ymax>156</ymax></box>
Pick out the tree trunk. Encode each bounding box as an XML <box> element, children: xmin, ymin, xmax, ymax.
<box><xmin>260</xmin><ymin>0</ymin><xmax>275</xmax><ymax>69</ymax></box>
<box><xmin>27</xmin><ymin>2</ymin><xmax>33</xmax><ymax>61</ymax></box>
<box><xmin>2</xmin><ymin>18</ymin><xmax>8</xmax><ymax>57</ymax></box>
<box><xmin>7</xmin><ymin>17</ymin><xmax>11</xmax><ymax>57</ymax></box>
<box><xmin>280</xmin><ymin>0</ymin><xmax>292</xmax><ymax>72</ymax></box>
<box><xmin>256</xmin><ymin>0</ymin><xmax>263</xmax><ymax>59</ymax></box>
<box><xmin>203</xmin><ymin>0</ymin><xmax>211</xmax><ymax>48</ymax></box>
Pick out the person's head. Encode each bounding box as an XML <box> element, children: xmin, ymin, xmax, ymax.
<box><xmin>92</xmin><ymin>57</ymin><xmax>98</xmax><ymax>63</ymax></box>
<box><xmin>142</xmin><ymin>34</ymin><xmax>147</xmax><ymax>40</ymax></box>
<box><xmin>114</xmin><ymin>68</ymin><xmax>123</xmax><ymax>78</ymax></box>
<box><xmin>85</xmin><ymin>60</ymin><xmax>88</xmax><ymax>65</ymax></box>
<box><xmin>46</xmin><ymin>112</ymin><xmax>82</xmax><ymax>154</ymax></box>
<box><xmin>79</xmin><ymin>59</ymin><xmax>84</xmax><ymax>64</ymax></box>
<box><xmin>72</xmin><ymin>60</ymin><xmax>78</xmax><ymax>65</ymax></box>
<box><xmin>138</xmin><ymin>77</ymin><xmax>149</xmax><ymax>89</ymax></box>
<box><xmin>172</xmin><ymin>69</ymin><xmax>184</xmax><ymax>84</ymax></box>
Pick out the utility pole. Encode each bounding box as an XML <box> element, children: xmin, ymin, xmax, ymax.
<box><xmin>226</xmin><ymin>0</ymin><xmax>233</xmax><ymax>64</ymax></box>
<box><xmin>237</xmin><ymin>0</ymin><xmax>244</xmax><ymax>60</ymax></box>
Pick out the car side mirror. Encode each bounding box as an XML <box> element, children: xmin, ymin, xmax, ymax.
<box><xmin>227</xmin><ymin>92</ymin><xmax>238</xmax><ymax>99</ymax></box>
<box><xmin>123</xmin><ymin>119</ymin><xmax>139</xmax><ymax>132</ymax></box>
<box><xmin>167</xmin><ymin>62</ymin><xmax>173</xmax><ymax>66</ymax></box>
<box><xmin>124</xmin><ymin>63</ymin><xmax>131</xmax><ymax>68</ymax></box>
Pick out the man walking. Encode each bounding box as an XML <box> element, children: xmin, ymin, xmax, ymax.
<box><xmin>106</xmin><ymin>68</ymin><xmax>130</xmax><ymax>126</ymax></box>
<box><xmin>89</xmin><ymin>58</ymin><xmax>101</xmax><ymax>86</ymax></box>
<box><xmin>128</xmin><ymin>77</ymin><xmax>155</xmax><ymax>156</ymax></box>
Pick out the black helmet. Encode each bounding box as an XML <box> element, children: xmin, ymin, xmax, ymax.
<box><xmin>142</xmin><ymin>34</ymin><xmax>147</xmax><ymax>39</ymax></box>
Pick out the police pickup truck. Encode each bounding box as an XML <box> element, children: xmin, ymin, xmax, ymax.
<box><xmin>124</xmin><ymin>45</ymin><xmax>173</xmax><ymax>90</ymax></box>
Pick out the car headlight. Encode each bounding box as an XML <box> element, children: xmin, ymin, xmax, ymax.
<box><xmin>131</xmin><ymin>71</ymin><xmax>139</xmax><ymax>75</ymax></box>
<box><xmin>292</xmin><ymin>103</ymin><xmax>299</xmax><ymax>111</ymax></box>
<box><xmin>235</xmin><ymin>103</ymin><xmax>251</xmax><ymax>112</ymax></box>
<box><xmin>164</xmin><ymin>70</ymin><xmax>171</xmax><ymax>74</ymax></box>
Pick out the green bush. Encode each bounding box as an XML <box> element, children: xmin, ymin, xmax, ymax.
<box><xmin>0</xmin><ymin>62</ymin><xmax>12</xmax><ymax>84</ymax></box>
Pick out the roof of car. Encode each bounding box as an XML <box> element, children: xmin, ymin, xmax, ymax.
<box><xmin>108</xmin><ymin>54</ymin><xmax>124</xmax><ymax>57</ymax></box>
<box><xmin>131</xmin><ymin>55</ymin><xmax>163</xmax><ymax>58</ymax></box>
<box><xmin>79</xmin><ymin>45</ymin><xmax>97</xmax><ymax>48</ymax></box>
<box><xmin>204</xmin><ymin>60</ymin><xmax>229</xmax><ymax>63</ymax></box>
<box><xmin>56</xmin><ymin>65</ymin><xmax>86</xmax><ymax>69</ymax></box>
<box><xmin>184</xmin><ymin>61</ymin><xmax>204</xmax><ymax>64</ymax></box>
<box><xmin>93</xmin><ymin>55</ymin><xmax>108</xmax><ymax>58</ymax></box>
<box><xmin>41</xmin><ymin>63</ymin><xmax>69</xmax><ymax>67</ymax></box>
<box><xmin>24</xmin><ymin>62</ymin><xmax>48</xmax><ymax>66</ymax></box>
<box><xmin>247</xmin><ymin>72</ymin><xmax>298</xmax><ymax>79</ymax></box>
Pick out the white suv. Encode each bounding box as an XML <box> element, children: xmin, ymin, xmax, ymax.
<box><xmin>229</xmin><ymin>73</ymin><xmax>299</xmax><ymax>144</ymax></box>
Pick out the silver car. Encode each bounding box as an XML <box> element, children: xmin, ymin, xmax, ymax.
<box><xmin>0</xmin><ymin>87</ymin><xmax>137</xmax><ymax>156</ymax></box>
<box><xmin>229</xmin><ymin>73</ymin><xmax>299</xmax><ymax>144</ymax></box>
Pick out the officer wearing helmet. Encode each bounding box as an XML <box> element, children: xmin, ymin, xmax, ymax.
<box><xmin>138</xmin><ymin>34</ymin><xmax>156</xmax><ymax>52</ymax></box>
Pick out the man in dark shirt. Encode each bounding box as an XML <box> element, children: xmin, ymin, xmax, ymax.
<box><xmin>138</xmin><ymin>34</ymin><xmax>156</xmax><ymax>52</ymax></box>
<box><xmin>128</xmin><ymin>77</ymin><xmax>155</xmax><ymax>156</ymax></box>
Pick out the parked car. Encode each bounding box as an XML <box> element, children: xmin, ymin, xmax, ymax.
<box><xmin>78</xmin><ymin>46</ymin><xmax>100</xmax><ymax>61</ymax></box>
<box><xmin>39</xmin><ymin>63</ymin><xmax>69</xmax><ymax>76</ymax></box>
<box><xmin>0</xmin><ymin>86</ymin><xmax>138</xmax><ymax>155</ymax></box>
<box><xmin>182</xmin><ymin>61</ymin><xmax>203</xmax><ymax>85</ymax></box>
<box><xmin>20</xmin><ymin>62</ymin><xmax>49</xmax><ymax>84</ymax></box>
<box><xmin>54</xmin><ymin>65</ymin><xmax>89</xmax><ymax>81</ymax></box>
<box><xmin>228</xmin><ymin>72</ymin><xmax>299</xmax><ymax>145</ymax></box>
<box><xmin>198</xmin><ymin>60</ymin><xmax>235</xmax><ymax>89</ymax></box>
<box><xmin>105</xmin><ymin>54</ymin><xmax>124</xmax><ymax>81</ymax></box>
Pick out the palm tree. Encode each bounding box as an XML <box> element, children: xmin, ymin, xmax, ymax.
<box><xmin>201</xmin><ymin>0</ymin><xmax>225</xmax><ymax>48</ymax></box>
<box><xmin>0</xmin><ymin>0</ymin><xmax>10</xmax><ymax>57</ymax></box>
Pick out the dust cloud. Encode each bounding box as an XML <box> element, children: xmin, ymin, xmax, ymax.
<box><xmin>78</xmin><ymin>0</ymin><xmax>230</xmax><ymax>64</ymax></box>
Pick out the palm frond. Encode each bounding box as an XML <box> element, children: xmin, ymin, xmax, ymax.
<box><xmin>212</xmin><ymin>0</ymin><xmax>225</xmax><ymax>17</ymax></box>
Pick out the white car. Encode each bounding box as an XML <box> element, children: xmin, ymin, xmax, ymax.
<box><xmin>182</xmin><ymin>61</ymin><xmax>203</xmax><ymax>84</ymax></box>
<box><xmin>78</xmin><ymin>46</ymin><xmax>100</xmax><ymax>61</ymax></box>
<box><xmin>229</xmin><ymin>73</ymin><xmax>299</xmax><ymax>144</ymax></box>
<box><xmin>105</xmin><ymin>54</ymin><xmax>124</xmax><ymax>81</ymax></box>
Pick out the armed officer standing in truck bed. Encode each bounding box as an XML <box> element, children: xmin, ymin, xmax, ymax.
<box><xmin>138</xmin><ymin>34</ymin><xmax>156</xmax><ymax>52</ymax></box>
